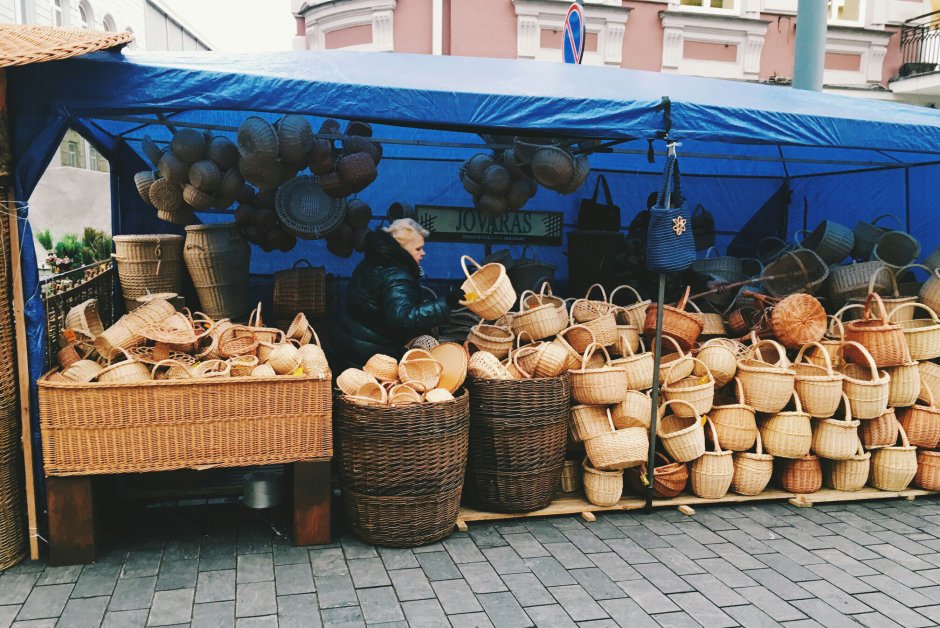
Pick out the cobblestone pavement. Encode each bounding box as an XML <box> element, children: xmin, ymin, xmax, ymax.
<box><xmin>5</xmin><ymin>497</ymin><xmax>940</xmax><ymax>627</ymax></box>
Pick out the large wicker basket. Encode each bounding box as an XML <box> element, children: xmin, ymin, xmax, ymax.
<box><xmin>273</xmin><ymin>259</ymin><xmax>327</xmax><ymax>322</ymax></box>
<box><xmin>183</xmin><ymin>223</ymin><xmax>251</xmax><ymax>320</ymax></box>
<box><xmin>113</xmin><ymin>234</ymin><xmax>184</xmax><ymax>308</ymax></box>
<box><xmin>38</xmin><ymin>372</ymin><xmax>331</xmax><ymax>475</ymax></box>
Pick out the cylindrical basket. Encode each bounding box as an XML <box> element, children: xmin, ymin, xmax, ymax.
<box><xmin>183</xmin><ymin>223</ymin><xmax>251</xmax><ymax>320</ymax></box>
<box><xmin>113</xmin><ymin>235</ymin><xmax>184</xmax><ymax>307</ymax></box>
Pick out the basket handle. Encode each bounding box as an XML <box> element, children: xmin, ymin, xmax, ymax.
<box><xmin>519</xmin><ymin>290</ymin><xmax>536</xmax><ymax>311</ymax></box>
<box><xmin>401</xmin><ymin>348</ymin><xmax>435</xmax><ymax>362</ymax></box>
<box><xmin>510</xmin><ymin>347</ymin><xmax>533</xmax><ymax>380</ymax></box>
<box><xmin>248</xmin><ymin>302</ymin><xmax>264</xmax><ymax>328</ymax></box>
<box><xmin>838</xmin><ymin>340</ymin><xmax>879</xmax><ymax>382</ymax></box>
<box><xmin>733</xmin><ymin>376</ymin><xmax>745</xmax><ymax>405</ymax></box>
<box><xmin>871</xmin><ymin>214</ymin><xmax>902</xmax><ymax>229</ymax></box>
<box><xmin>608</xmin><ymin>284</ymin><xmax>643</xmax><ymax>306</ymax></box>
<box><xmin>756</xmin><ymin>236</ymin><xmax>789</xmax><ymax>260</ymax></box>
<box><xmin>704</xmin><ymin>416</ymin><xmax>723</xmax><ymax>454</ymax></box>
<box><xmin>919</xmin><ymin>382</ymin><xmax>936</xmax><ymax>409</ymax></box>
<box><xmin>539</xmin><ymin>281</ymin><xmax>554</xmax><ymax>299</ymax></box>
<box><xmin>516</xmin><ymin>330</ymin><xmax>535</xmax><ymax>350</ymax></box>
<box><xmin>867</xmin><ymin>265</ymin><xmax>899</xmax><ymax>298</ymax></box>
<box><xmin>460</xmin><ymin>255</ymin><xmax>484</xmax><ymax>296</ymax></box>
<box><xmin>832</xmin><ymin>303</ymin><xmax>862</xmax><ymax>326</ymax></box>
<box><xmin>661</xmin><ymin>334</ymin><xmax>683</xmax><ymax>356</ymax></box>
<box><xmin>685</xmin><ymin>299</ymin><xmax>703</xmax><ymax>315</ymax></box>
<box><xmin>895</xmin><ymin>263</ymin><xmax>932</xmax><ymax>283</ymax></box>
<box><xmin>560</xmin><ymin>324</ymin><xmax>597</xmax><ymax>348</ymax></box>
<box><xmin>853</xmin><ymin>436</ymin><xmax>865</xmax><ymax>458</ymax></box>
<box><xmin>657</xmin><ymin>398</ymin><xmax>700</xmax><ymax>422</ymax></box>
<box><xmin>676</xmin><ymin>286</ymin><xmax>692</xmax><ymax>312</ymax></box>
<box><xmin>745</xmin><ymin>338</ymin><xmax>788</xmax><ymax>366</ymax></box>
<box><xmin>825</xmin><ymin>315</ymin><xmax>846</xmax><ymax>341</ymax></box>
<box><xmin>580</xmin><ymin>342</ymin><xmax>612</xmax><ymax>370</ymax></box>
<box><xmin>863</xmin><ymin>292</ymin><xmax>891</xmax><ymax>322</ymax></box>
<box><xmin>897</xmin><ymin>423</ymin><xmax>911</xmax><ymax>449</ymax></box>
<box><xmin>793</xmin><ymin>229</ymin><xmax>810</xmax><ymax>247</ymax></box>
<box><xmin>292</xmin><ymin>258</ymin><xmax>314</xmax><ymax>269</ymax></box>
<box><xmin>888</xmin><ymin>302</ymin><xmax>940</xmax><ymax>324</ymax></box>
<box><xmin>837</xmin><ymin>393</ymin><xmax>853</xmax><ymax>424</ymax></box>
<box><xmin>666</xmin><ymin>356</ymin><xmax>712</xmax><ymax>384</ymax></box>
<box><xmin>704</xmin><ymin>247</ymin><xmax>719</xmax><ymax>259</ymax></box>
<box><xmin>583</xmin><ymin>283</ymin><xmax>609</xmax><ymax>303</ymax></box>
<box><xmin>791</xmin><ymin>390</ymin><xmax>804</xmax><ymax>414</ymax></box>
<box><xmin>794</xmin><ymin>341</ymin><xmax>835</xmax><ymax>375</ymax></box>
<box><xmin>753</xmin><ymin>428</ymin><xmax>764</xmax><ymax>456</ymax></box>
<box><xmin>150</xmin><ymin>358</ymin><xmax>192</xmax><ymax>379</ymax></box>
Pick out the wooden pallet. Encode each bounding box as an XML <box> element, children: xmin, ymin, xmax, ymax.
<box><xmin>456</xmin><ymin>487</ymin><xmax>939</xmax><ymax>527</ymax></box>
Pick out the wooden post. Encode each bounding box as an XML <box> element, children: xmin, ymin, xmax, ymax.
<box><xmin>0</xmin><ymin>68</ymin><xmax>40</xmax><ymax>560</ymax></box>
<box><xmin>46</xmin><ymin>476</ymin><xmax>97</xmax><ymax>566</ymax></box>
<box><xmin>292</xmin><ymin>459</ymin><xmax>331</xmax><ymax>546</ymax></box>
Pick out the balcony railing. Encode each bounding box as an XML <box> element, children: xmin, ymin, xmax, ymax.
<box><xmin>900</xmin><ymin>10</ymin><xmax>940</xmax><ymax>78</ymax></box>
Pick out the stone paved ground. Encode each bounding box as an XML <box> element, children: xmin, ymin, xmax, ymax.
<box><xmin>5</xmin><ymin>497</ymin><xmax>940</xmax><ymax>627</ymax></box>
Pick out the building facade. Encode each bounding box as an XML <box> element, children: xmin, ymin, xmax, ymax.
<box><xmin>291</xmin><ymin>0</ymin><xmax>940</xmax><ymax>105</ymax></box>
<box><xmin>2</xmin><ymin>0</ymin><xmax>211</xmax><ymax>266</ymax></box>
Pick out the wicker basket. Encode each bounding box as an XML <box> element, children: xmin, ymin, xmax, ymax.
<box><xmin>612</xmin><ymin>324</ymin><xmax>641</xmax><ymax>358</ymax></box>
<box><xmin>844</xmin><ymin>293</ymin><xmax>911</xmax><ymax>367</ymax></box>
<box><xmin>852</xmin><ymin>214</ymin><xmax>901</xmax><ymax>260</ymax></box>
<box><xmin>662</xmin><ymin>357</ymin><xmax>715</xmax><ymax>417</ymax></box>
<box><xmin>183</xmin><ymin>223</ymin><xmax>251</xmax><ymax>320</ymax></box>
<box><xmin>767</xmin><ymin>293</ymin><xmax>827</xmax><ymax>350</ymax></box>
<box><xmin>583</xmin><ymin>410</ymin><xmax>648</xmax><ymax>471</ymax></box>
<box><xmin>693</xmin><ymin>247</ymin><xmax>745</xmax><ymax>282</ymax></box>
<box><xmin>690</xmin><ymin>418</ymin><xmax>734</xmax><ymax>499</ymax></box>
<box><xmin>523</xmin><ymin>282</ymin><xmax>569</xmax><ymax>332</ymax></box>
<box><xmin>560</xmin><ymin>459</ymin><xmax>581</xmax><ymax>493</ymax></box>
<box><xmin>838</xmin><ymin>341</ymin><xmax>890</xmax><ymax>420</ymax></box>
<box><xmin>870</xmin><ymin>424</ymin><xmax>917</xmax><ymax>491</ymax></box>
<box><xmin>695</xmin><ymin>338</ymin><xmax>737</xmax><ymax>388</ymax></box>
<box><xmin>570</xmin><ymin>404</ymin><xmax>611</xmax><ymax>442</ymax></box>
<box><xmin>511</xmin><ymin>295</ymin><xmax>565</xmax><ymax>341</ymax></box>
<box><xmin>344</xmin><ymin>486</ymin><xmax>462</xmax><ymax>548</ymax></box>
<box><xmin>273</xmin><ymin>259</ymin><xmax>327</xmax><ymax>320</ymax></box>
<box><xmin>861</xmin><ymin>408</ymin><xmax>899</xmax><ymax>450</ymax></box>
<box><xmin>113</xmin><ymin>235</ymin><xmax>184</xmax><ymax>306</ymax></box>
<box><xmin>582</xmin><ymin>459</ymin><xmax>623</xmax><ymax>507</ymax></box>
<box><xmin>847</xmin><ymin>266</ymin><xmax>917</xmax><ymax>323</ymax></box>
<box><xmin>803</xmin><ymin>316</ymin><xmax>846</xmax><ymax>370</ymax></box>
<box><xmin>568</xmin><ymin>304</ymin><xmax>618</xmax><ymax>350</ymax></box>
<box><xmin>826</xmin><ymin>439</ymin><xmax>871</xmax><ymax>491</ymax></box>
<box><xmin>871</xmin><ymin>230</ymin><xmax>920</xmax><ymax>268</ymax></box>
<box><xmin>364</xmin><ymin>354</ymin><xmax>399</xmax><ymax>383</ymax></box>
<box><xmin>914</xmin><ymin>450</ymin><xmax>940</xmax><ymax>491</ymax></box>
<box><xmin>737</xmin><ymin>340</ymin><xmax>795</xmax><ymax>413</ymax></box>
<box><xmin>608</xmin><ymin>284</ymin><xmax>651</xmax><ymax>331</ymax></box>
<box><xmin>710</xmin><ymin>378</ymin><xmax>757</xmax><ymax>452</ymax></box>
<box><xmin>38</xmin><ymin>371</ymin><xmax>331</xmax><ymax>475</ymax></box>
<box><xmin>399</xmin><ymin>349</ymin><xmax>443</xmax><ymax>393</ymax></box>
<box><xmin>466</xmin><ymin>375</ymin><xmax>569</xmax><ymax>512</ymax></box>
<box><xmin>829</xmin><ymin>261</ymin><xmax>890</xmax><ymax>304</ymax></box>
<box><xmin>897</xmin><ymin>386</ymin><xmax>940</xmax><ymax>449</ymax></box>
<box><xmin>467</xmin><ymin>350</ymin><xmax>513</xmax><ymax>380</ymax></box>
<box><xmin>792</xmin><ymin>342</ymin><xmax>844</xmax><ymax>419</ymax></box>
<box><xmin>885</xmin><ymin>361</ymin><xmax>921</xmax><ymax>408</ymax></box>
<box><xmin>508</xmin><ymin>246</ymin><xmax>556</xmax><ymax>295</ymax></box>
<box><xmin>779</xmin><ymin>455</ymin><xmax>822</xmax><ymax>494</ymax></box>
<box><xmin>922</xmin><ymin>268</ymin><xmax>940</xmax><ymax>321</ymax></box>
<box><xmin>468</xmin><ymin>322</ymin><xmax>514</xmax><ymax>359</ymax></box>
<box><xmin>65</xmin><ymin>299</ymin><xmax>105</xmax><ymax>339</ymax></box>
<box><xmin>891</xmin><ymin>303</ymin><xmax>940</xmax><ymax>361</ymax></box>
<box><xmin>658</xmin><ymin>399</ymin><xmax>706</xmax><ymax>463</ymax></box>
<box><xmin>732</xmin><ymin>430</ymin><xmax>773</xmax><ymax>496</ymax></box>
<box><xmin>659</xmin><ymin>336</ymin><xmax>695</xmax><ymax>386</ymax></box>
<box><xmin>760</xmin><ymin>392</ymin><xmax>812</xmax><ymax>459</ymax></box>
<box><xmin>624</xmin><ymin>452</ymin><xmax>689</xmax><ymax>499</ymax></box>
<box><xmin>764</xmin><ymin>250</ymin><xmax>829</xmax><ymax>297</ymax></box>
<box><xmin>610</xmin><ymin>337</ymin><xmax>654</xmax><ymax>391</ymax></box>
<box><xmin>811</xmin><ymin>394</ymin><xmax>860</xmax><ymax>460</ymax></box>
<box><xmin>795</xmin><ymin>221</ymin><xmax>854</xmax><ymax>265</ymax></box>
<box><xmin>612</xmin><ymin>390</ymin><xmax>652</xmax><ymax>430</ymax></box>
<box><xmin>643</xmin><ymin>286</ymin><xmax>703</xmax><ymax>352</ymax></box>
<box><xmin>572</xmin><ymin>284</ymin><xmax>612</xmax><ymax>323</ymax></box>
<box><xmin>570</xmin><ymin>343</ymin><xmax>628</xmax><ymax>405</ymax></box>
<box><xmin>61</xmin><ymin>359</ymin><xmax>104</xmax><ymax>383</ymax></box>
<box><xmin>459</xmin><ymin>255</ymin><xmax>516</xmax><ymax>320</ymax></box>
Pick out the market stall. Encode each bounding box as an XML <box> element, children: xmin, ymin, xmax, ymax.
<box><xmin>7</xmin><ymin>49</ymin><xmax>940</xmax><ymax>558</ymax></box>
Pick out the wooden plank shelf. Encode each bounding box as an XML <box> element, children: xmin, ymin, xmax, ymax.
<box><xmin>456</xmin><ymin>488</ymin><xmax>939</xmax><ymax>526</ymax></box>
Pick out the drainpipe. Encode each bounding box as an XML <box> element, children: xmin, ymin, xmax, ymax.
<box><xmin>432</xmin><ymin>0</ymin><xmax>443</xmax><ymax>55</ymax></box>
<box><xmin>792</xmin><ymin>0</ymin><xmax>827</xmax><ymax>91</ymax></box>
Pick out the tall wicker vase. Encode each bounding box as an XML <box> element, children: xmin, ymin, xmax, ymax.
<box><xmin>113</xmin><ymin>234</ymin><xmax>184</xmax><ymax>309</ymax></box>
<box><xmin>183</xmin><ymin>223</ymin><xmax>251</xmax><ymax>320</ymax></box>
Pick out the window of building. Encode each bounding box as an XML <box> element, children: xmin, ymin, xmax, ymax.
<box><xmin>61</xmin><ymin>139</ymin><xmax>83</xmax><ymax>168</ymax></box>
<box><xmin>53</xmin><ymin>0</ymin><xmax>63</xmax><ymax>26</ymax></box>
<box><xmin>79</xmin><ymin>1</ymin><xmax>92</xmax><ymax>28</ymax></box>
<box><xmin>829</xmin><ymin>0</ymin><xmax>865</xmax><ymax>26</ymax></box>
<box><xmin>102</xmin><ymin>13</ymin><xmax>115</xmax><ymax>32</ymax></box>
<box><xmin>679</xmin><ymin>0</ymin><xmax>734</xmax><ymax>10</ymax></box>
<box><xmin>124</xmin><ymin>26</ymin><xmax>138</xmax><ymax>49</ymax></box>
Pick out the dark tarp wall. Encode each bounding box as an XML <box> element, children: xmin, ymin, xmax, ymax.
<box><xmin>7</xmin><ymin>49</ymin><xmax>940</xmax><ymax>481</ymax></box>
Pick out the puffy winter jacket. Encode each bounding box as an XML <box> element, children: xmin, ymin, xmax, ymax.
<box><xmin>330</xmin><ymin>230</ymin><xmax>450</xmax><ymax>370</ymax></box>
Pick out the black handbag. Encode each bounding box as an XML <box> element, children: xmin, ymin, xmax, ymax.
<box><xmin>691</xmin><ymin>204</ymin><xmax>716</xmax><ymax>251</ymax></box>
<box><xmin>578</xmin><ymin>175</ymin><xmax>621</xmax><ymax>231</ymax></box>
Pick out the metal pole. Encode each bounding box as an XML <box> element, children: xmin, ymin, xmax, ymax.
<box><xmin>793</xmin><ymin>0</ymin><xmax>828</xmax><ymax>92</ymax></box>
<box><xmin>645</xmin><ymin>273</ymin><xmax>666</xmax><ymax>513</ymax></box>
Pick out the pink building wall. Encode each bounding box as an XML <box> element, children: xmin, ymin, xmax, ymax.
<box><xmin>882</xmin><ymin>26</ymin><xmax>903</xmax><ymax>83</ymax></box>
<box><xmin>760</xmin><ymin>13</ymin><xmax>797</xmax><ymax>80</ymax></box>
<box><xmin>393</xmin><ymin>0</ymin><xmax>433</xmax><ymax>55</ymax></box>
<box><xmin>325</xmin><ymin>24</ymin><xmax>373</xmax><ymax>49</ymax></box>
<box><xmin>620</xmin><ymin>1</ymin><xmax>665</xmax><ymax>72</ymax></box>
<box><xmin>449</xmin><ymin>0</ymin><xmax>517</xmax><ymax>59</ymax></box>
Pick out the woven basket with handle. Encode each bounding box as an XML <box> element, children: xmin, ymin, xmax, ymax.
<box><xmin>612</xmin><ymin>390</ymin><xmax>652</xmax><ymax>431</ymax></box>
<box><xmin>826</xmin><ymin>439</ymin><xmax>871</xmax><ymax>491</ymax></box>
<box><xmin>792</xmin><ymin>341</ymin><xmax>844</xmax><ymax>419</ymax></box>
<box><xmin>459</xmin><ymin>255</ymin><xmax>516</xmax><ymax>320</ymax></box>
<box><xmin>625</xmin><ymin>451</ymin><xmax>688</xmax><ymax>499</ymax></box>
<box><xmin>710</xmin><ymin>378</ymin><xmax>757</xmax><ymax>452</ymax></box>
<box><xmin>643</xmin><ymin>286</ymin><xmax>703</xmax><ymax>352</ymax></box>
<box><xmin>794</xmin><ymin>221</ymin><xmax>854</xmax><ymax>265</ymax></box>
<box><xmin>695</xmin><ymin>338</ymin><xmax>738</xmax><ymax>388</ymax></box>
<box><xmin>847</xmin><ymin>266</ymin><xmax>917</xmax><ymax>322</ymax></box>
<box><xmin>570</xmin><ymin>343</ymin><xmax>627</xmax><ymax>405</ymax></box>
<box><xmin>732</xmin><ymin>429</ymin><xmax>773</xmax><ymax>496</ymax></box>
<box><xmin>861</xmin><ymin>408</ymin><xmax>899</xmax><ymax>450</ymax></box>
<box><xmin>662</xmin><ymin>357</ymin><xmax>715</xmax><ymax>418</ymax></box>
<box><xmin>658</xmin><ymin>399</ymin><xmax>706</xmax><ymax>463</ymax></box>
<box><xmin>273</xmin><ymin>258</ymin><xmax>326</xmax><ymax>320</ymax></box>
<box><xmin>737</xmin><ymin>339</ymin><xmax>794</xmax><ymax>413</ymax></box>
<box><xmin>583</xmin><ymin>408</ymin><xmax>648</xmax><ymax>471</ymax></box>
<box><xmin>885</xmin><ymin>360</ymin><xmax>921</xmax><ymax>409</ymax></box>
<box><xmin>690</xmin><ymin>417</ymin><xmax>734</xmax><ymax>499</ymax></box>
<box><xmin>914</xmin><ymin>449</ymin><xmax>940</xmax><ymax>491</ymax></box>
<box><xmin>759</xmin><ymin>391</ymin><xmax>812</xmax><ymax>459</ymax></box>
<box><xmin>870</xmin><ymin>424</ymin><xmax>917</xmax><ymax>491</ymax></box>
<box><xmin>608</xmin><ymin>284</ymin><xmax>650</xmax><ymax>331</ymax></box>
<box><xmin>610</xmin><ymin>337</ymin><xmax>654</xmax><ymax>391</ymax></box>
<box><xmin>838</xmin><ymin>341</ymin><xmax>889</xmax><ymax>419</ymax></box>
<box><xmin>811</xmin><ymin>394</ymin><xmax>860</xmax><ymax>460</ymax></box>
<box><xmin>779</xmin><ymin>455</ymin><xmax>822</xmax><ymax>494</ymax></box>
<box><xmin>844</xmin><ymin>293</ymin><xmax>911</xmax><ymax>367</ymax></box>
<box><xmin>582</xmin><ymin>459</ymin><xmax>623</xmax><ymax>507</ymax></box>
<box><xmin>852</xmin><ymin>214</ymin><xmax>901</xmax><ymax>260</ymax></box>
<box><xmin>891</xmin><ymin>303</ymin><xmax>940</xmax><ymax>361</ymax></box>
<box><xmin>897</xmin><ymin>386</ymin><xmax>940</xmax><ymax>449</ymax></box>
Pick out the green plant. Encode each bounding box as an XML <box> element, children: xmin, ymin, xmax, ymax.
<box><xmin>82</xmin><ymin>228</ymin><xmax>112</xmax><ymax>262</ymax></box>
<box><xmin>36</xmin><ymin>229</ymin><xmax>53</xmax><ymax>251</ymax></box>
<box><xmin>42</xmin><ymin>228</ymin><xmax>113</xmax><ymax>274</ymax></box>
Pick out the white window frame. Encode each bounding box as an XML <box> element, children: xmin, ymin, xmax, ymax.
<box><xmin>101</xmin><ymin>13</ymin><xmax>116</xmax><ymax>32</ymax></box>
<box><xmin>676</xmin><ymin>0</ymin><xmax>737</xmax><ymax>15</ymax></box>
<box><xmin>300</xmin><ymin>0</ymin><xmax>396</xmax><ymax>52</ymax></box>
<box><xmin>660</xmin><ymin>9</ymin><xmax>769</xmax><ymax>80</ymax></box>
<box><xmin>64</xmin><ymin>140</ymin><xmax>79</xmax><ymax>168</ymax></box>
<box><xmin>828</xmin><ymin>0</ymin><xmax>867</xmax><ymax>27</ymax></box>
<box><xmin>53</xmin><ymin>0</ymin><xmax>63</xmax><ymax>26</ymax></box>
<box><xmin>78</xmin><ymin>0</ymin><xmax>93</xmax><ymax>29</ymax></box>
<box><xmin>512</xmin><ymin>0</ymin><xmax>631</xmax><ymax>67</ymax></box>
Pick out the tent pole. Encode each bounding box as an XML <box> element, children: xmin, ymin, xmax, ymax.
<box><xmin>905</xmin><ymin>167</ymin><xmax>911</xmax><ymax>232</ymax></box>
<box><xmin>645</xmin><ymin>273</ymin><xmax>666</xmax><ymax>513</ymax></box>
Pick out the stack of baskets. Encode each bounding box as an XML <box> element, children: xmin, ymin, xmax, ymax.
<box><xmin>113</xmin><ymin>235</ymin><xmax>185</xmax><ymax>311</ymax></box>
<box><xmin>335</xmin><ymin>391</ymin><xmax>470</xmax><ymax>546</ymax></box>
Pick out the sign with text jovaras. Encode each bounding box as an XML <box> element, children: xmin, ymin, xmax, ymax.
<box><xmin>416</xmin><ymin>205</ymin><xmax>564</xmax><ymax>245</ymax></box>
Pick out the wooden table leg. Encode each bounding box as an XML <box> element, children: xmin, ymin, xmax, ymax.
<box><xmin>293</xmin><ymin>460</ymin><xmax>331</xmax><ymax>546</ymax></box>
<box><xmin>46</xmin><ymin>475</ymin><xmax>97</xmax><ymax>566</ymax></box>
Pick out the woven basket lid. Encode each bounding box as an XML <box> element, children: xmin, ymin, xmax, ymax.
<box><xmin>171</xmin><ymin>129</ymin><xmax>207</xmax><ymax>162</ymax></box>
<box><xmin>207</xmin><ymin>135</ymin><xmax>239</xmax><ymax>170</ymax></box>
<box><xmin>189</xmin><ymin>160</ymin><xmax>222</xmax><ymax>193</ymax></box>
<box><xmin>158</xmin><ymin>151</ymin><xmax>189</xmax><ymax>184</ymax></box>
<box><xmin>276</xmin><ymin>115</ymin><xmax>315</xmax><ymax>166</ymax></box>
<box><xmin>142</xmin><ymin>135</ymin><xmax>164</xmax><ymax>168</ymax></box>
<box><xmin>148</xmin><ymin>178</ymin><xmax>183</xmax><ymax>212</ymax></box>
<box><xmin>134</xmin><ymin>171</ymin><xmax>157</xmax><ymax>202</ymax></box>
<box><xmin>239</xmin><ymin>153</ymin><xmax>291</xmax><ymax>190</ymax></box>
<box><xmin>183</xmin><ymin>184</ymin><xmax>214</xmax><ymax>211</ymax></box>
<box><xmin>275</xmin><ymin>175</ymin><xmax>347</xmax><ymax>240</ymax></box>
<box><xmin>238</xmin><ymin>116</ymin><xmax>279</xmax><ymax>159</ymax></box>
<box><xmin>532</xmin><ymin>146</ymin><xmax>575</xmax><ymax>189</ymax></box>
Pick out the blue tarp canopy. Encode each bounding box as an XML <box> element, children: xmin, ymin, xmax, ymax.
<box><xmin>7</xmin><ymin>49</ymin><xmax>940</xmax><ymax>461</ymax></box>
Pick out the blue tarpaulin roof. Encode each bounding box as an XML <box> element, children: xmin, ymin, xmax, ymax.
<box><xmin>7</xmin><ymin>49</ymin><xmax>940</xmax><ymax>470</ymax></box>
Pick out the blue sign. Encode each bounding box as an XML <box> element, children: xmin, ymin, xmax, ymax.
<box><xmin>563</xmin><ymin>2</ymin><xmax>585</xmax><ymax>65</ymax></box>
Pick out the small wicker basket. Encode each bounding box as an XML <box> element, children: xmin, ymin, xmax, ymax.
<box><xmin>826</xmin><ymin>440</ymin><xmax>871</xmax><ymax>492</ymax></box>
<box><xmin>811</xmin><ymin>394</ymin><xmax>860</xmax><ymax>461</ymax></box>
<box><xmin>731</xmin><ymin>430</ymin><xmax>773</xmax><ymax>496</ymax></box>
<box><xmin>612</xmin><ymin>390</ymin><xmax>652</xmax><ymax>430</ymax></box>
<box><xmin>837</xmin><ymin>341</ymin><xmax>890</xmax><ymax>420</ymax></box>
<box><xmin>759</xmin><ymin>392</ymin><xmax>812</xmax><ymax>459</ymax></box>
<box><xmin>608</xmin><ymin>284</ymin><xmax>651</xmax><ymax>331</ymax></box>
<box><xmin>643</xmin><ymin>286</ymin><xmax>703</xmax><ymax>352</ymax></box>
<box><xmin>860</xmin><ymin>408</ymin><xmax>899</xmax><ymax>451</ymax></box>
<box><xmin>737</xmin><ymin>339</ymin><xmax>795</xmax><ymax>414</ymax></box>
<box><xmin>897</xmin><ymin>386</ymin><xmax>940</xmax><ymax>450</ymax></box>
<box><xmin>662</xmin><ymin>357</ymin><xmax>715</xmax><ymax>418</ymax></box>
<box><xmin>583</xmin><ymin>409</ymin><xmax>648</xmax><ymax>471</ymax></box>
<box><xmin>364</xmin><ymin>354</ymin><xmax>399</xmax><ymax>383</ymax></box>
<box><xmin>779</xmin><ymin>455</ymin><xmax>822</xmax><ymax>494</ymax></box>
<box><xmin>695</xmin><ymin>338</ymin><xmax>737</xmax><ymax>388</ymax></box>
<box><xmin>710</xmin><ymin>378</ymin><xmax>757</xmax><ymax>452</ymax></box>
<box><xmin>690</xmin><ymin>418</ymin><xmax>734</xmax><ymax>499</ymax></box>
<box><xmin>891</xmin><ymin>303</ymin><xmax>940</xmax><ymax>362</ymax></box>
<box><xmin>870</xmin><ymin>424</ymin><xmax>917</xmax><ymax>491</ymax></box>
<box><xmin>459</xmin><ymin>255</ymin><xmax>516</xmax><ymax>320</ymax></box>
<box><xmin>843</xmin><ymin>293</ymin><xmax>911</xmax><ymax>368</ymax></box>
<box><xmin>570</xmin><ymin>343</ymin><xmax>628</xmax><ymax>406</ymax></box>
<box><xmin>658</xmin><ymin>399</ymin><xmax>706</xmax><ymax>463</ymax></box>
<box><xmin>914</xmin><ymin>450</ymin><xmax>940</xmax><ymax>491</ymax></box>
<box><xmin>582</xmin><ymin>458</ymin><xmax>623</xmax><ymax>507</ymax></box>
<box><xmin>792</xmin><ymin>341</ymin><xmax>844</xmax><ymax>419</ymax></box>
<box><xmin>884</xmin><ymin>361</ymin><xmax>921</xmax><ymax>408</ymax></box>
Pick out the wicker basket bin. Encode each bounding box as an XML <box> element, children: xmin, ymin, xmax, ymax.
<box><xmin>183</xmin><ymin>223</ymin><xmax>251</xmax><ymax>320</ymax></box>
<box><xmin>870</xmin><ymin>425</ymin><xmax>917</xmax><ymax>491</ymax></box>
<box><xmin>732</xmin><ymin>430</ymin><xmax>773</xmax><ymax>496</ymax></box>
<box><xmin>113</xmin><ymin>234</ymin><xmax>184</xmax><ymax>307</ymax></box>
<box><xmin>344</xmin><ymin>486</ymin><xmax>462</xmax><ymax>548</ymax></box>
<box><xmin>825</xmin><ymin>440</ymin><xmax>871</xmax><ymax>492</ymax></box>
<box><xmin>273</xmin><ymin>259</ymin><xmax>326</xmax><ymax>321</ymax></box>
<box><xmin>38</xmin><ymin>371</ymin><xmax>331</xmax><ymax>475</ymax></box>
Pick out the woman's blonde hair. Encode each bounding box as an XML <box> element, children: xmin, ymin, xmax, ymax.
<box><xmin>383</xmin><ymin>218</ymin><xmax>429</xmax><ymax>247</ymax></box>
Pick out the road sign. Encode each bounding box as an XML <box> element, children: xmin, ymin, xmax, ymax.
<box><xmin>416</xmin><ymin>205</ymin><xmax>564</xmax><ymax>245</ymax></box>
<box><xmin>563</xmin><ymin>1</ymin><xmax>585</xmax><ymax>64</ymax></box>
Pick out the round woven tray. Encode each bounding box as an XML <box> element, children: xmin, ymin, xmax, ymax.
<box><xmin>275</xmin><ymin>175</ymin><xmax>347</xmax><ymax>240</ymax></box>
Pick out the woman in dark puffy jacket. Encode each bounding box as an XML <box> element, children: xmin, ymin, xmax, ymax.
<box><xmin>330</xmin><ymin>219</ymin><xmax>459</xmax><ymax>370</ymax></box>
